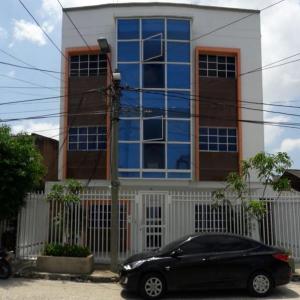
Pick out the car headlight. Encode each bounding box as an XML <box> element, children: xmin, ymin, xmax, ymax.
<box><xmin>123</xmin><ymin>260</ymin><xmax>146</xmax><ymax>270</ymax></box>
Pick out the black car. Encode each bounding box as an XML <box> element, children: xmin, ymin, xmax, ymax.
<box><xmin>120</xmin><ymin>233</ymin><xmax>291</xmax><ymax>299</ymax></box>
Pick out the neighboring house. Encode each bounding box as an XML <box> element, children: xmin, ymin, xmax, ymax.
<box><xmin>33</xmin><ymin>134</ymin><xmax>58</xmax><ymax>183</ymax></box>
<box><xmin>280</xmin><ymin>170</ymin><xmax>300</xmax><ymax>192</ymax></box>
<box><xmin>55</xmin><ymin>2</ymin><xmax>265</xmax><ymax>252</ymax></box>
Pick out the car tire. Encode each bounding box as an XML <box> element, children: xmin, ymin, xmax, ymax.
<box><xmin>247</xmin><ymin>271</ymin><xmax>273</xmax><ymax>297</ymax></box>
<box><xmin>0</xmin><ymin>260</ymin><xmax>12</xmax><ymax>280</ymax></box>
<box><xmin>140</xmin><ymin>273</ymin><xmax>166</xmax><ymax>299</ymax></box>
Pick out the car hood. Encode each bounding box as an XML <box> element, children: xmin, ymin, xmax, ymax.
<box><xmin>123</xmin><ymin>251</ymin><xmax>158</xmax><ymax>265</ymax></box>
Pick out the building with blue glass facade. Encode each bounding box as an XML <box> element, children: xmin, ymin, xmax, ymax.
<box><xmin>59</xmin><ymin>2</ymin><xmax>264</xmax><ymax>188</ymax></box>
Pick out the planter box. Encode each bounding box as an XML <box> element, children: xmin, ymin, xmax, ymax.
<box><xmin>37</xmin><ymin>254</ymin><xmax>94</xmax><ymax>274</ymax></box>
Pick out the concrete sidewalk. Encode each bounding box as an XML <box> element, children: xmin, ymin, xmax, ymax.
<box><xmin>13</xmin><ymin>262</ymin><xmax>118</xmax><ymax>283</ymax></box>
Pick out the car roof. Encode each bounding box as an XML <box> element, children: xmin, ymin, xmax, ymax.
<box><xmin>188</xmin><ymin>232</ymin><xmax>258</xmax><ymax>242</ymax></box>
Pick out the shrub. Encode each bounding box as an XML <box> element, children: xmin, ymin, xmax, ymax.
<box><xmin>43</xmin><ymin>244</ymin><xmax>91</xmax><ymax>257</ymax></box>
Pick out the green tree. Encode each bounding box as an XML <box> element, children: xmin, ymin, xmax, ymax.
<box><xmin>46</xmin><ymin>179</ymin><xmax>83</xmax><ymax>244</ymax></box>
<box><xmin>0</xmin><ymin>125</ymin><xmax>45</xmax><ymax>221</ymax></box>
<box><xmin>213</xmin><ymin>152</ymin><xmax>292</xmax><ymax>237</ymax></box>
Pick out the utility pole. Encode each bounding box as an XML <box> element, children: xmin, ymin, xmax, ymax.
<box><xmin>97</xmin><ymin>38</ymin><xmax>121</xmax><ymax>272</ymax></box>
<box><xmin>110</xmin><ymin>70</ymin><xmax>121</xmax><ymax>272</ymax></box>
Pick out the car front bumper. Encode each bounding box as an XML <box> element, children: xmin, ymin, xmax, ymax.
<box><xmin>119</xmin><ymin>267</ymin><xmax>141</xmax><ymax>292</ymax></box>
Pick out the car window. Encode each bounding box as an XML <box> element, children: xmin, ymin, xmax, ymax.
<box><xmin>180</xmin><ymin>236</ymin><xmax>215</xmax><ymax>254</ymax></box>
<box><xmin>213</xmin><ymin>236</ymin><xmax>256</xmax><ymax>252</ymax></box>
<box><xmin>180</xmin><ymin>235</ymin><xmax>256</xmax><ymax>255</ymax></box>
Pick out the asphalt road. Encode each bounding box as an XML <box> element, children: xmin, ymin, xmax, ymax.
<box><xmin>0</xmin><ymin>279</ymin><xmax>299</xmax><ymax>300</ymax></box>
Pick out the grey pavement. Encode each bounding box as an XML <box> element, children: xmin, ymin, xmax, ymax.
<box><xmin>1</xmin><ymin>279</ymin><xmax>300</xmax><ymax>300</ymax></box>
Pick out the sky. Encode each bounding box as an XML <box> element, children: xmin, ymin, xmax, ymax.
<box><xmin>0</xmin><ymin>0</ymin><xmax>300</xmax><ymax>167</ymax></box>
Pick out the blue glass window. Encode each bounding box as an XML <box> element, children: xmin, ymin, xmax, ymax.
<box><xmin>143</xmin><ymin>118</ymin><xmax>164</xmax><ymax>141</ymax></box>
<box><xmin>143</xmin><ymin>143</ymin><xmax>165</xmax><ymax>169</ymax></box>
<box><xmin>168</xmin><ymin>120</ymin><xmax>190</xmax><ymax>142</ymax></box>
<box><xmin>118</xmin><ymin>42</ymin><xmax>139</xmax><ymax>62</ymax></box>
<box><xmin>143</xmin><ymin>64</ymin><xmax>165</xmax><ymax>88</ymax></box>
<box><xmin>68</xmin><ymin>126</ymin><xmax>106</xmax><ymax>151</ymax></box>
<box><xmin>143</xmin><ymin>36</ymin><xmax>164</xmax><ymax>62</ymax></box>
<box><xmin>167</xmin><ymin>64</ymin><xmax>190</xmax><ymax>89</ymax></box>
<box><xmin>167</xmin><ymin>144</ymin><xmax>190</xmax><ymax>169</ymax></box>
<box><xmin>168</xmin><ymin>172</ymin><xmax>191</xmax><ymax>179</ymax></box>
<box><xmin>119</xmin><ymin>143</ymin><xmax>140</xmax><ymax>168</ymax></box>
<box><xmin>119</xmin><ymin>172</ymin><xmax>140</xmax><ymax>178</ymax></box>
<box><xmin>142</xmin><ymin>19</ymin><xmax>164</xmax><ymax>39</ymax></box>
<box><xmin>118</xmin><ymin>19</ymin><xmax>139</xmax><ymax>39</ymax></box>
<box><xmin>142</xmin><ymin>172</ymin><xmax>165</xmax><ymax>178</ymax></box>
<box><xmin>120</xmin><ymin>90</ymin><xmax>140</xmax><ymax>117</ymax></box>
<box><xmin>167</xmin><ymin>19</ymin><xmax>190</xmax><ymax>40</ymax></box>
<box><xmin>199</xmin><ymin>127</ymin><xmax>237</xmax><ymax>152</ymax></box>
<box><xmin>168</xmin><ymin>91</ymin><xmax>190</xmax><ymax>118</ymax></box>
<box><xmin>118</xmin><ymin>63</ymin><xmax>139</xmax><ymax>88</ymax></box>
<box><xmin>119</xmin><ymin>119</ymin><xmax>140</xmax><ymax>141</ymax></box>
<box><xmin>167</xmin><ymin>42</ymin><xmax>190</xmax><ymax>62</ymax></box>
<box><xmin>143</xmin><ymin>92</ymin><xmax>165</xmax><ymax>117</ymax></box>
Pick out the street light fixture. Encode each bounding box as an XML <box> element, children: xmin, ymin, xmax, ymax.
<box><xmin>97</xmin><ymin>38</ymin><xmax>110</xmax><ymax>54</ymax></box>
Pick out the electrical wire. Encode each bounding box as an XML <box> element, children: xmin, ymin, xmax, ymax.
<box><xmin>191</xmin><ymin>0</ymin><xmax>286</xmax><ymax>41</ymax></box>
<box><xmin>56</xmin><ymin>0</ymin><xmax>91</xmax><ymax>51</ymax></box>
<box><xmin>124</xmin><ymin>88</ymin><xmax>300</xmax><ymax>119</ymax></box>
<box><xmin>0</xmin><ymin>73</ymin><xmax>60</xmax><ymax>91</ymax></box>
<box><xmin>0</xmin><ymin>61</ymin><xmax>63</xmax><ymax>74</ymax></box>
<box><xmin>0</xmin><ymin>48</ymin><xmax>61</xmax><ymax>81</ymax></box>
<box><xmin>18</xmin><ymin>0</ymin><xmax>68</xmax><ymax>61</ymax></box>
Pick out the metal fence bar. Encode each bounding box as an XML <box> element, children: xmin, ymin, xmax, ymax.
<box><xmin>15</xmin><ymin>189</ymin><xmax>300</xmax><ymax>262</ymax></box>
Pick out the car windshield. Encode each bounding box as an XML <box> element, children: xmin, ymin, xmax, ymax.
<box><xmin>158</xmin><ymin>235</ymin><xmax>190</xmax><ymax>254</ymax></box>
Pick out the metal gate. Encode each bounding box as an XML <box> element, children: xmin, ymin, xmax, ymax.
<box><xmin>138</xmin><ymin>192</ymin><xmax>167</xmax><ymax>252</ymax></box>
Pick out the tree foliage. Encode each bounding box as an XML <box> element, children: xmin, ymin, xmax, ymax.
<box><xmin>46</xmin><ymin>180</ymin><xmax>83</xmax><ymax>244</ymax></box>
<box><xmin>0</xmin><ymin>125</ymin><xmax>45</xmax><ymax>220</ymax></box>
<box><xmin>46</xmin><ymin>179</ymin><xmax>83</xmax><ymax>204</ymax></box>
<box><xmin>213</xmin><ymin>152</ymin><xmax>292</xmax><ymax>220</ymax></box>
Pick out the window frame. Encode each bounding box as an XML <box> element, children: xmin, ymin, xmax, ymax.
<box><xmin>199</xmin><ymin>127</ymin><xmax>238</xmax><ymax>153</ymax></box>
<box><xmin>117</xmin><ymin>17</ymin><xmax>192</xmax><ymax>179</ymax></box>
<box><xmin>69</xmin><ymin>54</ymin><xmax>107</xmax><ymax>77</ymax></box>
<box><xmin>68</xmin><ymin>126</ymin><xmax>107</xmax><ymax>151</ymax></box>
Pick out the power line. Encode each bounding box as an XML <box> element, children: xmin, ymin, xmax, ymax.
<box><xmin>125</xmin><ymin>88</ymin><xmax>300</xmax><ymax>119</ymax></box>
<box><xmin>0</xmin><ymin>89</ymin><xmax>100</xmax><ymax>106</ymax></box>
<box><xmin>0</xmin><ymin>61</ymin><xmax>63</xmax><ymax>74</ymax></box>
<box><xmin>191</xmin><ymin>0</ymin><xmax>286</xmax><ymax>41</ymax></box>
<box><xmin>0</xmin><ymin>48</ymin><xmax>61</xmax><ymax>81</ymax></box>
<box><xmin>56</xmin><ymin>0</ymin><xmax>91</xmax><ymax>50</ymax></box>
<box><xmin>18</xmin><ymin>0</ymin><xmax>68</xmax><ymax>61</ymax></box>
<box><xmin>0</xmin><ymin>73</ymin><xmax>60</xmax><ymax>91</ymax></box>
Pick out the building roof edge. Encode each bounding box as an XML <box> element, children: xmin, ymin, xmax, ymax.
<box><xmin>63</xmin><ymin>2</ymin><xmax>260</xmax><ymax>14</ymax></box>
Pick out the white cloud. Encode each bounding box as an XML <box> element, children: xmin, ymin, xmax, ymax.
<box><xmin>7</xmin><ymin>70</ymin><xmax>15</xmax><ymax>77</ymax></box>
<box><xmin>12</xmin><ymin>19</ymin><xmax>48</xmax><ymax>46</ymax></box>
<box><xmin>11</xmin><ymin>121</ymin><xmax>59</xmax><ymax>140</ymax></box>
<box><xmin>264</xmin><ymin>114</ymin><xmax>290</xmax><ymax>147</ymax></box>
<box><xmin>0</xmin><ymin>26</ymin><xmax>8</xmax><ymax>39</ymax></box>
<box><xmin>278</xmin><ymin>138</ymin><xmax>300</xmax><ymax>153</ymax></box>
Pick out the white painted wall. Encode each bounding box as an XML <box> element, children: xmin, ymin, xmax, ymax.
<box><xmin>59</xmin><ymin>3</ymin><xmax>264</xmax><ymax>183</ymax></box>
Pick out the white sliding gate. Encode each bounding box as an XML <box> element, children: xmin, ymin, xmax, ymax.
<box><xmin>15</xmin><ymin>189</ymin><xmax>300</xmax><ymax>262</ymax></box>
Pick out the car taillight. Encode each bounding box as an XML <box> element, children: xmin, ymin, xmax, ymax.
<box><xmin>273</xmin><ymin>253</ymin><xmax>290</xmax><ymax>262</ymax></box>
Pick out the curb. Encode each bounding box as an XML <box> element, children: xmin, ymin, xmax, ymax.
<box><xmin>13</xmin><ymin>271</ymin><xmax>300</xmax><ymax>284</ymax></box>
<box><xmin>13</xmin><ymin>271</ymin><xmax>119</xmax><ymax>283</ymax></box>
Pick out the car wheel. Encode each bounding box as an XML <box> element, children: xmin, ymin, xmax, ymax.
<box><xmin>248</xmin><ymin>271</ymin><xmax>273</xmax><ymax>297</ymax></box>
<box><xmin>140</xmin><ymin>273</ymin><xmax>166</xmax><ymax>299</ymax></box>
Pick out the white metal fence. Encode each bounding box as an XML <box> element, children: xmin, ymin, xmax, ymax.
<box><xmin>16</xmin><ymin>189</ymin><xmax>300</xmax><ymax>262</ymax></box>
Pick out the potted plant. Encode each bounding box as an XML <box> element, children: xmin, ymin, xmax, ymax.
<box><xmin>37</xmin><ymin>243</ymin><xmax>93</xmax><ymax>274</ymax></box>
<box><xmin>36</xmin><ymin>180</ymin><xmax>94</xmax><ymax>274</ymax></box>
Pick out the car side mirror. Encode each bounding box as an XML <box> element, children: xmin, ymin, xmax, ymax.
<box><xmin>170</xmin><ymin>248</ymin><xmax>183</xmax><ymax>258</ymax></box>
